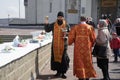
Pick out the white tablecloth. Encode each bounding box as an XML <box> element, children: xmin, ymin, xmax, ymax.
<box><xmin>0</xmin><ymin>39</ymin><xmax>52</xmax><ymax>68</ymax></box>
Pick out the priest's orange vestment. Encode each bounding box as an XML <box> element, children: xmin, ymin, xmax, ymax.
<box><xmin>68</xmin><ymin>23</ymin><xmax>97</xmax><ymax>78</ymax></box>
<box><xmin>53</xmin><ymin>20</ymin><xmax>66</xmax><ymax>63</ymax></box>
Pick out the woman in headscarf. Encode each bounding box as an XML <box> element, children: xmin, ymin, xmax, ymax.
<box><xmin>96</xmin><ymin>19</ymin><xmax>112</xmax><ymax>80</ymax></box>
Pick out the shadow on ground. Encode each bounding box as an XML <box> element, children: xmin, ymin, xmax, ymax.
<box><xmin>110</xmin><ymin>68</ymin><xmax>120</xmax><ymax>74</ymax></box>
<box><xmin>36</xmin><ymin>74</ymin><xmax>62</xmax><ymax>80</ymax></box>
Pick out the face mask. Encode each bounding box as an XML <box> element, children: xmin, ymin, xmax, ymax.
<box><xmin>57</xmin><ymin>19</ymin><xmax>63</xmax><ymax>25</ymax></box>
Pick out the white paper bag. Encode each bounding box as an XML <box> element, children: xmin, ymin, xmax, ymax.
<box><xmin>13</xmin><ymin>35</ymin><xmax>20</xmax><ymax>47</ymax></box>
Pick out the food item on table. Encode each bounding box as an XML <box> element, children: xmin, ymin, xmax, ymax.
<box><xmin>18</xmin><ymin>40</ymin><xmax>27</xmax><ymax>47</ymax></box>
<box><xmin>3</xmin><ymin>45</ymin><xmax>14</xmax><ymax>52</ymax></box>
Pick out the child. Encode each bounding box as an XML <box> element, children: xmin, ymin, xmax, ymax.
<box><xmin>110</xmin><ymin>32</ymin><xmax>120</xmax><ymax>62</ymax></box>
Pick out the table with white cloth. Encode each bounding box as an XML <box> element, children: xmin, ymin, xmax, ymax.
<box><xmin>0</xmin><ymin>34</ymin><xmax>52</xmax><ymax>80</ymax></box>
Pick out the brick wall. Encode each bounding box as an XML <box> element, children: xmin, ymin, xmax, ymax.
<box><xmin>0</xmin><ymin>43</ymin><xmax>51</xmax><ymax>80</ymax></box>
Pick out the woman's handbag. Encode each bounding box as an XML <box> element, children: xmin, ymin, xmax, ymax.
<box><xmin>92</xmin><ymin>44</ymin><xmax>107</xmax><ymax>58</ymax></box>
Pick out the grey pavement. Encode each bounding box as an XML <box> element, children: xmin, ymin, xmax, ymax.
<box><xmin>37</xmin><ymin>45</ymin><xmax>120</xmax><ymax>80</ymax></box>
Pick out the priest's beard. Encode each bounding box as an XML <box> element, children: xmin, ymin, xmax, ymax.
<box><xmin>57</xmin><ymin>20</ymin><xmax>63</xmax><ymax>25</ymax></box>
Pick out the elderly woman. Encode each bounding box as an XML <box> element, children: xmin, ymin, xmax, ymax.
<box><xmin>96</xmin><ymin>19</ymin><xmax>112</xmax><ymax>80</ymax></box>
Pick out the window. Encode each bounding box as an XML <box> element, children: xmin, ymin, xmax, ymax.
<box><xmin>49</xmin><ymin>2</ymin><xmax>52</xmax><ymax>13</ymax></box>
<box><xmin>24</xmin><ymin>0</ymin><xmax>28</xmax><ymax>6</ymax></box>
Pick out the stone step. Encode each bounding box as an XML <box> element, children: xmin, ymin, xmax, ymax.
<box><xmin>0</xmin><ymin>35</ymin><xmax>32</xmax><ymax>42</ymax></box>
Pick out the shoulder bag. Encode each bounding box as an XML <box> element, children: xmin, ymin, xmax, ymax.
<box><xmin>92</xmin><ymin>44</ymin><xmax>107</xmax><ymax>58</ymax></box>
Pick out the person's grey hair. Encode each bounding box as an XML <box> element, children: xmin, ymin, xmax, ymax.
<box><xmin>116</xmin><ymin>18</ymin><xmax>120</xmax><ymax>23</ymax></box>
<box><xmin>99</xmin><ymin>19</ymin><xmax>108</xmax><ymax>27</ymax></box>
<box><xmin>87</xmin><ymin>17</ymin><xmax>92</xmax><ymax>21</ymax></box>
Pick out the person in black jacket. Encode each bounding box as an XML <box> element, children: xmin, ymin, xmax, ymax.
<box><xmin>111</xmin><ymin>18</ymin><xmax>120</xmax><ymax>36</ymax></box>
<box><xmin>86</xmin><ymin>17</ymin><xmax>96</xmax><ymax>28</ymax></box>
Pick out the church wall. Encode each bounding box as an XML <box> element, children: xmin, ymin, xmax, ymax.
<box><xmin>25</xmin><ymin>0</ymin><xmax>65</xmax><ymax>24</ymax></box>
<box><xmin>91</xmin><ymin>0</ymin><xmax>98</xmax><ymax>25</ymax></box>
<box><xmin>25</xmin><ymin>0</ymin><xmax>92</xmax><ymax>24</ymax></box>
<box><xmin>25</xmin><ymin>0</ymin><xmax>36</xmax><ymax>24</ymax></box>
<box><xmin>48</xmin><ymin>0</ymin><xmax>65</xmax><ymax>23</ymax></box>
<box><xmin>86</xmin><ymin>0</ymin><xmax>92</xmax><ymax>17</ymax></box>
<box><xmin>66</xmin><ymin>0</ymin><xmax>80</xmax><ymax>24</ymax></box>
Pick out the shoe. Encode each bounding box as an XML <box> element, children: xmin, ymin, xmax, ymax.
<box><xmin>101</xmin><ymin>77</ymin><xmax>110</xmax><ymax>80</ymax></box>
<box><xmin>54</xmin><ymin>72</ymin><xmax>61</xmax><ymax>77</ymax></box>
<box><xmin>61</xmin><ymin>74</ymin><xmax>67</xmax><ymax>79</ymax></box>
